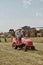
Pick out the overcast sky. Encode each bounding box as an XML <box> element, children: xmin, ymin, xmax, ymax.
<box><xmin>0</xmin><ymin>0</ymin><xmax>43</xmax><ymax>32</ymax></box>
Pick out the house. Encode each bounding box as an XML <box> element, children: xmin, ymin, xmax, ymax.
<box><xmin>28</xmin><ymin>28</ymin><xmax>37</xmax><ymax>37</ymax></box>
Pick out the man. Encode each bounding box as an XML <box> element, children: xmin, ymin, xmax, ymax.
<box><xmin>15</xmin><ymin>29</ymin><xmax>24</xmax><ymax>41</ymax></box>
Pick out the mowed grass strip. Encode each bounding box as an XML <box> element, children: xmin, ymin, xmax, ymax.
<box><xmin>0</xmin><ymin>37</ymin><xmax>43</xmax><ymax>65</ymax></box>
<box><xmin>1</xmin><ymin>37</ymin><xmax>43</xmax><ymax>43</ymax></box>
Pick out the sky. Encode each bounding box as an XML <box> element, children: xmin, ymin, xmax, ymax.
<box><xmin>0</xmin><ymin>0</ymin><xmax>43</xmax><ymax>32</ymax></box>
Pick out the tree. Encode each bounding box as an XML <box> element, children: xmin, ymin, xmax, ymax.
<box><xmin>9</xmin><ymin>29</ymin><xmax>15</xmax><ymax>37</ymax></box>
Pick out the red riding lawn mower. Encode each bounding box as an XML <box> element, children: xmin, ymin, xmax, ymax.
<box><xmin>12</xmin><ymin>29</ymin><xmax>35</xmax><ymax>51</ymax></box>
<box><xmin>12</xmin><ymin>37</ymin><xmax>35</xmax><ymax>51</ymax></box>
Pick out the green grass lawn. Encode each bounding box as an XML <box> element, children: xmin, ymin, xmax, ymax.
<box><xmin>29</xmin><ymin>37</ymin><xmax>43</xmax><ymax>43</ymax></box>
<box><xmin>0</xmin><ymin>37</ymin><xmax>43</xmax><ymax>65</ymax></box>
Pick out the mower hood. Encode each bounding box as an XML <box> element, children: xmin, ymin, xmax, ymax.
<box><xmin>21</xmin><ymin>37</ymin><xmax>32</xmax><ymax>43</ymax></box>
